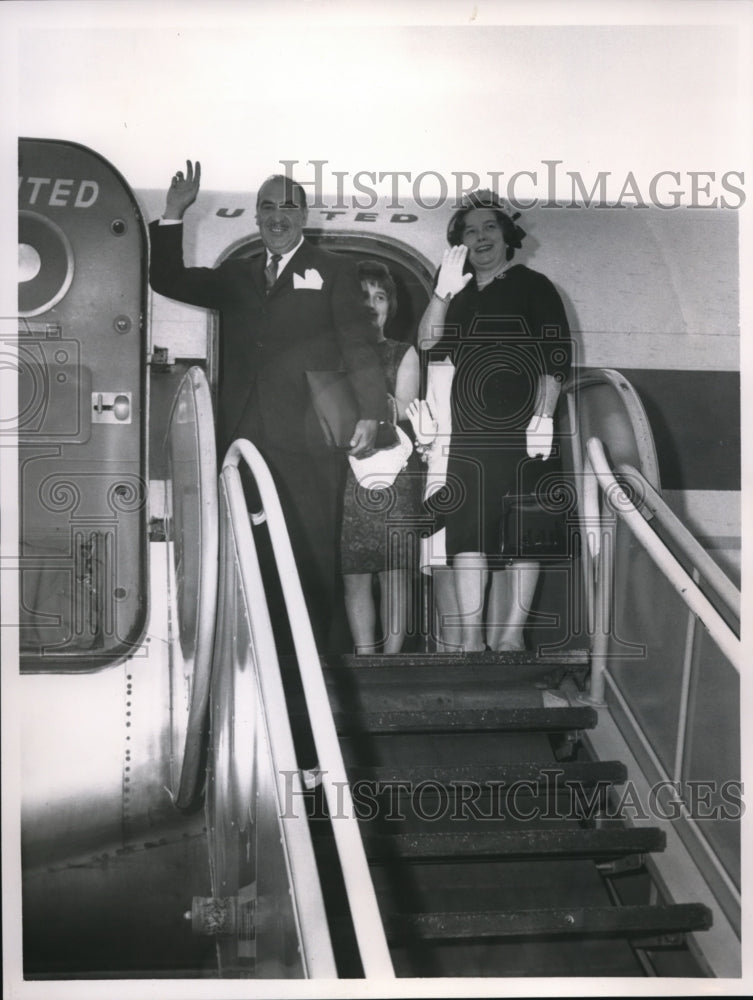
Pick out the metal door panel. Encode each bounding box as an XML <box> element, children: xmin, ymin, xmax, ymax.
<box><xmin>17</xmin><ymin>139</ymin><xmax>147</xmax><ymax>669</ymax></box>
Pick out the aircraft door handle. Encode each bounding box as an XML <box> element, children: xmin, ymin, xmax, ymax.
<box><xmin>92</xmin><ymin>391</ymin><xmax>132</xmax><ymax>423</ymax></box>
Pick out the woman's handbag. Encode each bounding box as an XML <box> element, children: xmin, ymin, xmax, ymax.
<box><xmin>499</xmin><ymin>487</ymin><xmax>569</xmax><ymax>559</ymax></box>
<box><xmin>348</xmin><ymin>425</ymin><xmax>413</xmax><ymax>489</ymax></box>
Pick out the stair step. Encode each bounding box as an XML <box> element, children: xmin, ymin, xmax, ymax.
<box><xmin>317</xmin><ymin>653</ymin><xmax>590</xmax><ymax>695</ymax></box>
<box><xmin>329</xmin><ymin>649</ymin><xmax>591</xmax><ymax>668</ymax></box>
<box><xmin>331</xmin><ymin>706</ymin><xmax>597</xmax><ymax>735</ymax></box>
<box><xmin>345</xmin><ymin>759</ymin><xmax>627</xmax><ymax>788</ymax></box>
<box><xmin>362</xmin><ymin>826</ymin><xmax>666</xmax><ymax>861</ymax></box>
<box><xmin>384</xmin><ymin>903</ymin><xmax>712</xmax><ymax>942</ymax></box>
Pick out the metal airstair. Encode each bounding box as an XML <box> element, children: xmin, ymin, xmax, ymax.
<box><xmin>283</xmin><ymin>650</ymin><xmax>711</xmax><ymax>978</ymax></box>
<box><xmin>184</xmin><ymin>369</ymin><xmax>736</xmax><ymax>979</ymax></box>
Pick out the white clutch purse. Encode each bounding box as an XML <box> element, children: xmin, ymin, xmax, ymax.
<box><xmin>348</xmin><ymin>425</ymin><xmax>413</xmax><ymax>489</ymax></box>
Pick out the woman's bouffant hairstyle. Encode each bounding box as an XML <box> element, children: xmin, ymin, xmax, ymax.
<box><xmin>446</xmin><ymin>189</ymin><xmax>527</xmax><ymax>262</ymax></box>
<box><xmin>357</xmin><ymin>259</ymin><xmax>398</xmax><ymax>320</ymax></box>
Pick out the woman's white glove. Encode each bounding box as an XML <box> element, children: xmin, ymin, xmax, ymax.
<box><xmin>406</xmin><ymin>398</ymin><xmax>438</xmax><ymax>446</ymax></box>
<box><xmin>434</xmin><ymin>245</ymin><xmax>472</xmax><ymax>301</ymax></box>
<box><xmin>526</xmin><ymin>415</ymin><xmax>553</xmax><ymax>460</ymax></box>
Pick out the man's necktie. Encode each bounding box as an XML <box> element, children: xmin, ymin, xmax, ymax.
<box><xmin>264</xmin><ymin>253</ymin><xmax>282</xmax><ymax>292</ymax></box>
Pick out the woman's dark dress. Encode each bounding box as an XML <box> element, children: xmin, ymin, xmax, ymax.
<box><xmin>427</xmin><ymin>264</ymin><xmax>571</xmax><ymax>560</ymax></box>
<box><xmin>340</xmin><ymin>339</ymin><xmax>423</xmax><ymax>574</ymax></box>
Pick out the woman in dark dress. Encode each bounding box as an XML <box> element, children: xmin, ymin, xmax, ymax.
<box><xmin>341</xmin><ymin>261</ymin><xmax>422</xmax><ymax>653</ymax></box>
<box><xmin>418</xmin><ymin>190</ymin><xmax>572</xmax><ymax>653</ymax></box>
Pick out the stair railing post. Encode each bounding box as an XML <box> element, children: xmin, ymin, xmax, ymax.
<box><xmin>581</xmin><ymin>454</ymin><xmax>608</xmax><ymax>706</ymax></box>
<box><xmin>587</xmin><ymin>525</ymin><xmax>611</xmax><ymax>706</ymax></box>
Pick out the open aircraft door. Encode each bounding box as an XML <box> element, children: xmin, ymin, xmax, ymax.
<box><xmin>163</xmin><ymin>366</ymin><xmax>219</xmax><ymax>808</ymax></box>
<box><xmin>17</xmin><ymin>138</ymin><xmax>148</xmax><ymax>669</ymax></box>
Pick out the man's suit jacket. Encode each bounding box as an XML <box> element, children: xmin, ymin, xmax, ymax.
<box><xmin>149</xmin><ymin>222</ymin><xmax>388</xmax><ymax>455</ymax></box>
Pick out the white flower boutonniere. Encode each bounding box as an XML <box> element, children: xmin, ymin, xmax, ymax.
<box><xmin>293</xmin><ymin>268</ymin><xmax>324</xmax><ymax>290</ymax></box>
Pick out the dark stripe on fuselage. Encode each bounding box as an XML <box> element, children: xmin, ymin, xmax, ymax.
<box><xmin>615</xmin><ymin>369</ymin><xmax>739</xmax><ymax>491</ymax></box>
<box><xmin>150</xmin><ymin>366</ymin><xmax>740</xmax><ymax>492</ymax></box>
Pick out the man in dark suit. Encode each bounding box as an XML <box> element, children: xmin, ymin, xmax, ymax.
<box><xmin>149</xmin><ymin>161</ymin><xmax>388</xmax><ymax>647</ymax></box>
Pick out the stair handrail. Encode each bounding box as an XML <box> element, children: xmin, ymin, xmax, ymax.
<box><xmin>217</xmin><ymin>465</ymin><xmax>337</xmax><ymax>976</ymax></box>
<box><xmin>562</xmin><ymin>366</ymin><xmax>663</xmax><ymax>638</ymax></box>
<box><xmin>563</xmin><ymin>367</ymin><xmax>662</xmax><ymax>488</ymax></box>
<box><xmin>586</xmin><ymin>437</ymin><xmax>741</xmax><ymax>672</ymax></box>
<box><xmin>223</xmin><ymin>439</ymin><xmax>395</xmax><ymax>979</ymax></box>
<box><xmin>614</xmin><ymin>461</ymin><xmax>740</xmax><ymax>627</ymax></box>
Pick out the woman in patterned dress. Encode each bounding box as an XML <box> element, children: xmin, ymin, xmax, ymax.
<box><xmin>340</xmin><ymin>261</ymin><xmax>422</xmax><ymax>653</ymax></box>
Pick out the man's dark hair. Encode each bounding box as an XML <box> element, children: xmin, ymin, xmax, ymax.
<box><xmin>257</xmin><ymin>174</ymin><xmax>308</xmax><ymax>210</ymax></box>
